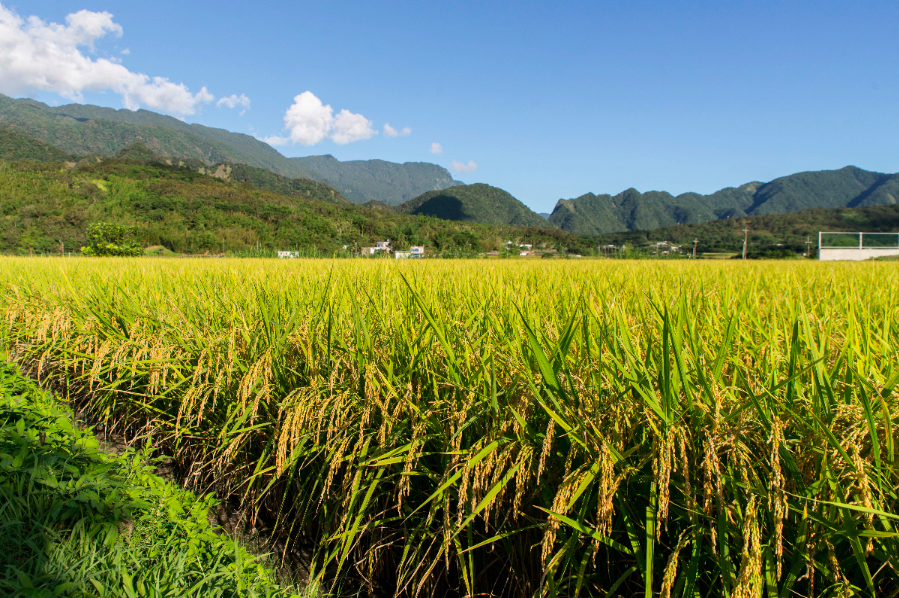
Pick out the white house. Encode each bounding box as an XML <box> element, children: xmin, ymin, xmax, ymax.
<box><xmin>359</xmin><ymin>240</ymin><xmax>392</xmax><ymax>256</ymax></box>
<box><xmin>410</xmin><ymin>246</ymin><xmax>425</xmax><ymax>258</ymax></box>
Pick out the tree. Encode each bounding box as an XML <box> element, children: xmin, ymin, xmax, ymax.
<box><xmin>81</xmin><ymin>222</ymin><xmax>144</xmax><ymax>257</ymax></box>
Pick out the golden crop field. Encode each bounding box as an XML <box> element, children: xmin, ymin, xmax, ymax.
<box><xmin>1</xmin><ymin>257</ymin><xmax>897</xmax><ymax>597</ymax></box>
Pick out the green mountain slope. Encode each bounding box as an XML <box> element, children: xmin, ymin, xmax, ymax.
<box><xmin>0</xmin><ymin>156</ymin><xmax>591</xmax><ymax>256</ymax></box>
<box><xmin>395</xmin><ymin>184</ymin><xmax>547</xmax><ymax>227</ymax></box>
<box><xmin>549</xmin><ymin>167</ymin><xmax>899</xmax><ymax>234</ymax></box>
<box><xmin>197</xmin><ymin>162</ymin><xmax>351</xmax><ymax>205</ymax></box>
<box><xmin>287</xmin><ymin>155</ymin><xmax>463</xmax><ymax>205</ymax></box>
<box><xmin>0</xmin><ymin>94</ymin><xmax>463</xmax><ymax>205</ymax></box>
<box><xmin>81</xmin><ymin>141</ymin><xmax>351</xmax><ymax>206</ymax></box>
<box><xmin>593</xmin><ymin>202</ymin><xmax>899</xmax><ymax>256</ymax></box>
<box><xmin>0</xmin><ymin>124</ymin><xmax>76</xmax><ymax>163</ymax></box>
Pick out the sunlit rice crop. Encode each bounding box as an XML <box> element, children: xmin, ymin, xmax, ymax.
<box><xmin>1</xmin><ymin>257</ymin><xmax>897</xmax><ymax>596</ymax></box>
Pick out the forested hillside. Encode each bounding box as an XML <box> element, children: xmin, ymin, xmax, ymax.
<box><xmin>0</xmin><ymin>124</ymin><xmax>76</xmax><ymax>163</ymax></box>
<box><xmin>197</xmin><ymin>162</ymin><xmax>352</xmax><ymax>205</ymax></box>
<box><xmin>0</xmin><ymin>156</ymin><xmax>590</xmax><ymax>255</ymax></box>
<box><xmin>396</xmin><ymin>184</ymin><xmax>547</xmax><ymax>227</ymax></box>
<box><xmin>0</xmin><ymin>95</ymin><xmax>463</xmax><ymax>205</ymax></box>
<box><xmin>549</xmin><ymin>166</ymin><xmax>899</xmax><ymax>234</ymax></box>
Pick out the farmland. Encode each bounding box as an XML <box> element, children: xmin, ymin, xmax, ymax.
<box><xmin>1</xmin><ymin>258</ymin><xmax>897</xmax><ymax>596</ymax></box>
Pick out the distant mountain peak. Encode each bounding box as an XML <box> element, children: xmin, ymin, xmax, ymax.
<box><xmin>396</xmin><ymin>183</ymin><xmax>547</xmax><ymax>227</ymax></box>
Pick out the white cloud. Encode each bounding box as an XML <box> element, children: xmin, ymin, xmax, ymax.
<box><xmin>0</xmin><ymin>4</ymin><xmax>217</xmax><ymax>116</ymax></box>
<box><xmin>120</xmin><ymin>48</ymin><xmax>129</xmax><ymax>55</ymax></box>
<box><xmin>383</xmin><ymin>123</ymin><xmax>411</xmax><ymax>138</ymax></box>
<box><xmin>451</xmin><ymin>160</ymin><xmax>478</xmax><ymax>173</ymax></box>
<box><xmin>331</xmin><ymin>109</ymin><xmax>375</xmax><ymax>144</ymax></box>
<box><xmin>430</xmin><ymin>142</ymin><xmax>443</xmax><ymax>154</ymax></box>
<box><xmin>269</xmin><ymin>91</ymin><xmax>376</xmax><ymax>146</ymax></box>
<box><xmin>217</xmin><ymin>93</ymin><xmax>250</xmax><ymax>115</ymax></box>
<box><xmin>283</xmin><ymin>91</ymin><xmax>334</xmax><ymax>145</ymax></box>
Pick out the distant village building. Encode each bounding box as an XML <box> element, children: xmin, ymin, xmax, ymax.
<box><xmin>278</xmin><ymin>251</ymin><xmax>301</xmax><ymax>258</ymax></box>
<box><xmin>394</xmin><ymin>246</ymin><xmax>425</xmax><ymax>259</ymax></box>
<box><xmin>359</xmin><ymin>240</ymin><xmax>392</xmax><ymax>256</ymax></box>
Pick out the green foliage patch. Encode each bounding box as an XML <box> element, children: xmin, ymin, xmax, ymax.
<box><xmin>81</xmin><ymin>222</ymin><xmax>144</xmax><ymax>257</ymax></box>
<box><xmin>0</xmin><ymin>361</ymin><xmax>300</xmax><ymax>598</ymax></box>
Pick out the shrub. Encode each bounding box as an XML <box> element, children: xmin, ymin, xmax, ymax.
<box><xmin>81</xmin><ymin>222</ymin><xmax>144</xmax><ymax>257</ymax></box>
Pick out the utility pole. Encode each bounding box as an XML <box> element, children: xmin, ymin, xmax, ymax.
<box><xmin>804</xmin><ymin>237</ymin><xmax>812</xmax><ymax>258</ymax></box>
<box><xmin>692</xmin><ymin>238</ymin><xmax>698</xmax><ymax>259</ymax></box>
<box><xmin>742</xmin><ymin>228</ymin><xmax>750</xmax><ymax>260</ymax></box>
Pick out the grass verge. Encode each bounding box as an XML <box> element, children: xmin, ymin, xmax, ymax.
<box><xmin>0</xmin><ymin>360</ymin><xmax>303</xmax><ymax>598</ymax></box>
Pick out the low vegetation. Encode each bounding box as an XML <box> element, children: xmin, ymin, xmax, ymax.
<box><xmin>1</xmin><ymin>258</ymin><xmax>896</xmax><ymax>596</ymax></box>
<box><xmin>0</xmin><ymin>359</ymin><xmax>301</xmax><ymax>597</ymax></box>
<box><xmin>81</xmin><ymin>222</ymin><xmax>144</xmax><ymax>257</ymax></box>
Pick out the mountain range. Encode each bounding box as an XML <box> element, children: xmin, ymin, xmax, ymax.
<box><xmin>547</xmin><ymin>167</ymin><xmax>899</xmax><ymax>235</ymax></box>
<box><xmin>0</xmin><ymin>94</ymin><xmax>462</xmax><ymax>205</ymax></box>
<box><xmin>385</xmin><ymin>166</ymin><xmax>899</xmax><ymax>235</ymax></box>
<box><xmin>1</xmin><ymin>138</ymin><xmax>896</xmax><ymax>259</ymax></box>
<box><xmin>1</xmin><ymin>95</ymin><xmax>898</xmax><ymax>236</ymax></box>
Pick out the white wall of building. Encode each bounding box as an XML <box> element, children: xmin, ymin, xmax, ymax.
<box><xmin>819</xmin><ymin>247</ymin><xmax>899</xmax><ymax>261</ymax></box>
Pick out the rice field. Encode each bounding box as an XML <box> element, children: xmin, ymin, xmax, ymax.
<box><xmin>1</xmin><ymin>257</ymin><xmax>897</xmax><ymax>597</ymax></box>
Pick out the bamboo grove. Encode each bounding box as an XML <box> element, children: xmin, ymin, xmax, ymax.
<box><xmin>1</xmin><ymin>258</ymin><xmax>897</xmax><ymax>596</ymax></box>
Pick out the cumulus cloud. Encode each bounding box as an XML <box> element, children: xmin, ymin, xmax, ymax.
<box><xmin>451</xmin><ymin>160</ymin><xmax>478</xmax><ymax>173</ymax></box>
<box><xmin>267</xmin><ymin>91</ymin><xmax>376</xmax><ymax>146</ymax></box>
<box><xmin>217</xmin><ymin>93</ymin><xmax>250</xmax><ymax>115</ymax></box>
<box><xmin>430</xmin><ymin>142</ymin><xmax>443</xmax><ymax>154</ymax></box>
<box><xmin>332</xmin><ymin>109</ymin><xmax>375</xmax><ymax>144</ymax></box>
<box><xmin>383</xmin><ymin>123</ymin><xmax>411</xmax><ymax>138</ymax></box>
<box><xmin>0</xmin><ymin>4</ymin><xmax>219</xmax><ymax>116</ymax></box>
<box><xmin>282</xmin><ymin>91</ymin><xmax>334</xmax><ymax>145</ymax></box>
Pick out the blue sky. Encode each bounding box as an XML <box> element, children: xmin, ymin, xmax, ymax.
<box><xmin>4</xmin><ymin>0</ymin><xmax>899</xmax><ymax>212</ymax></box>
